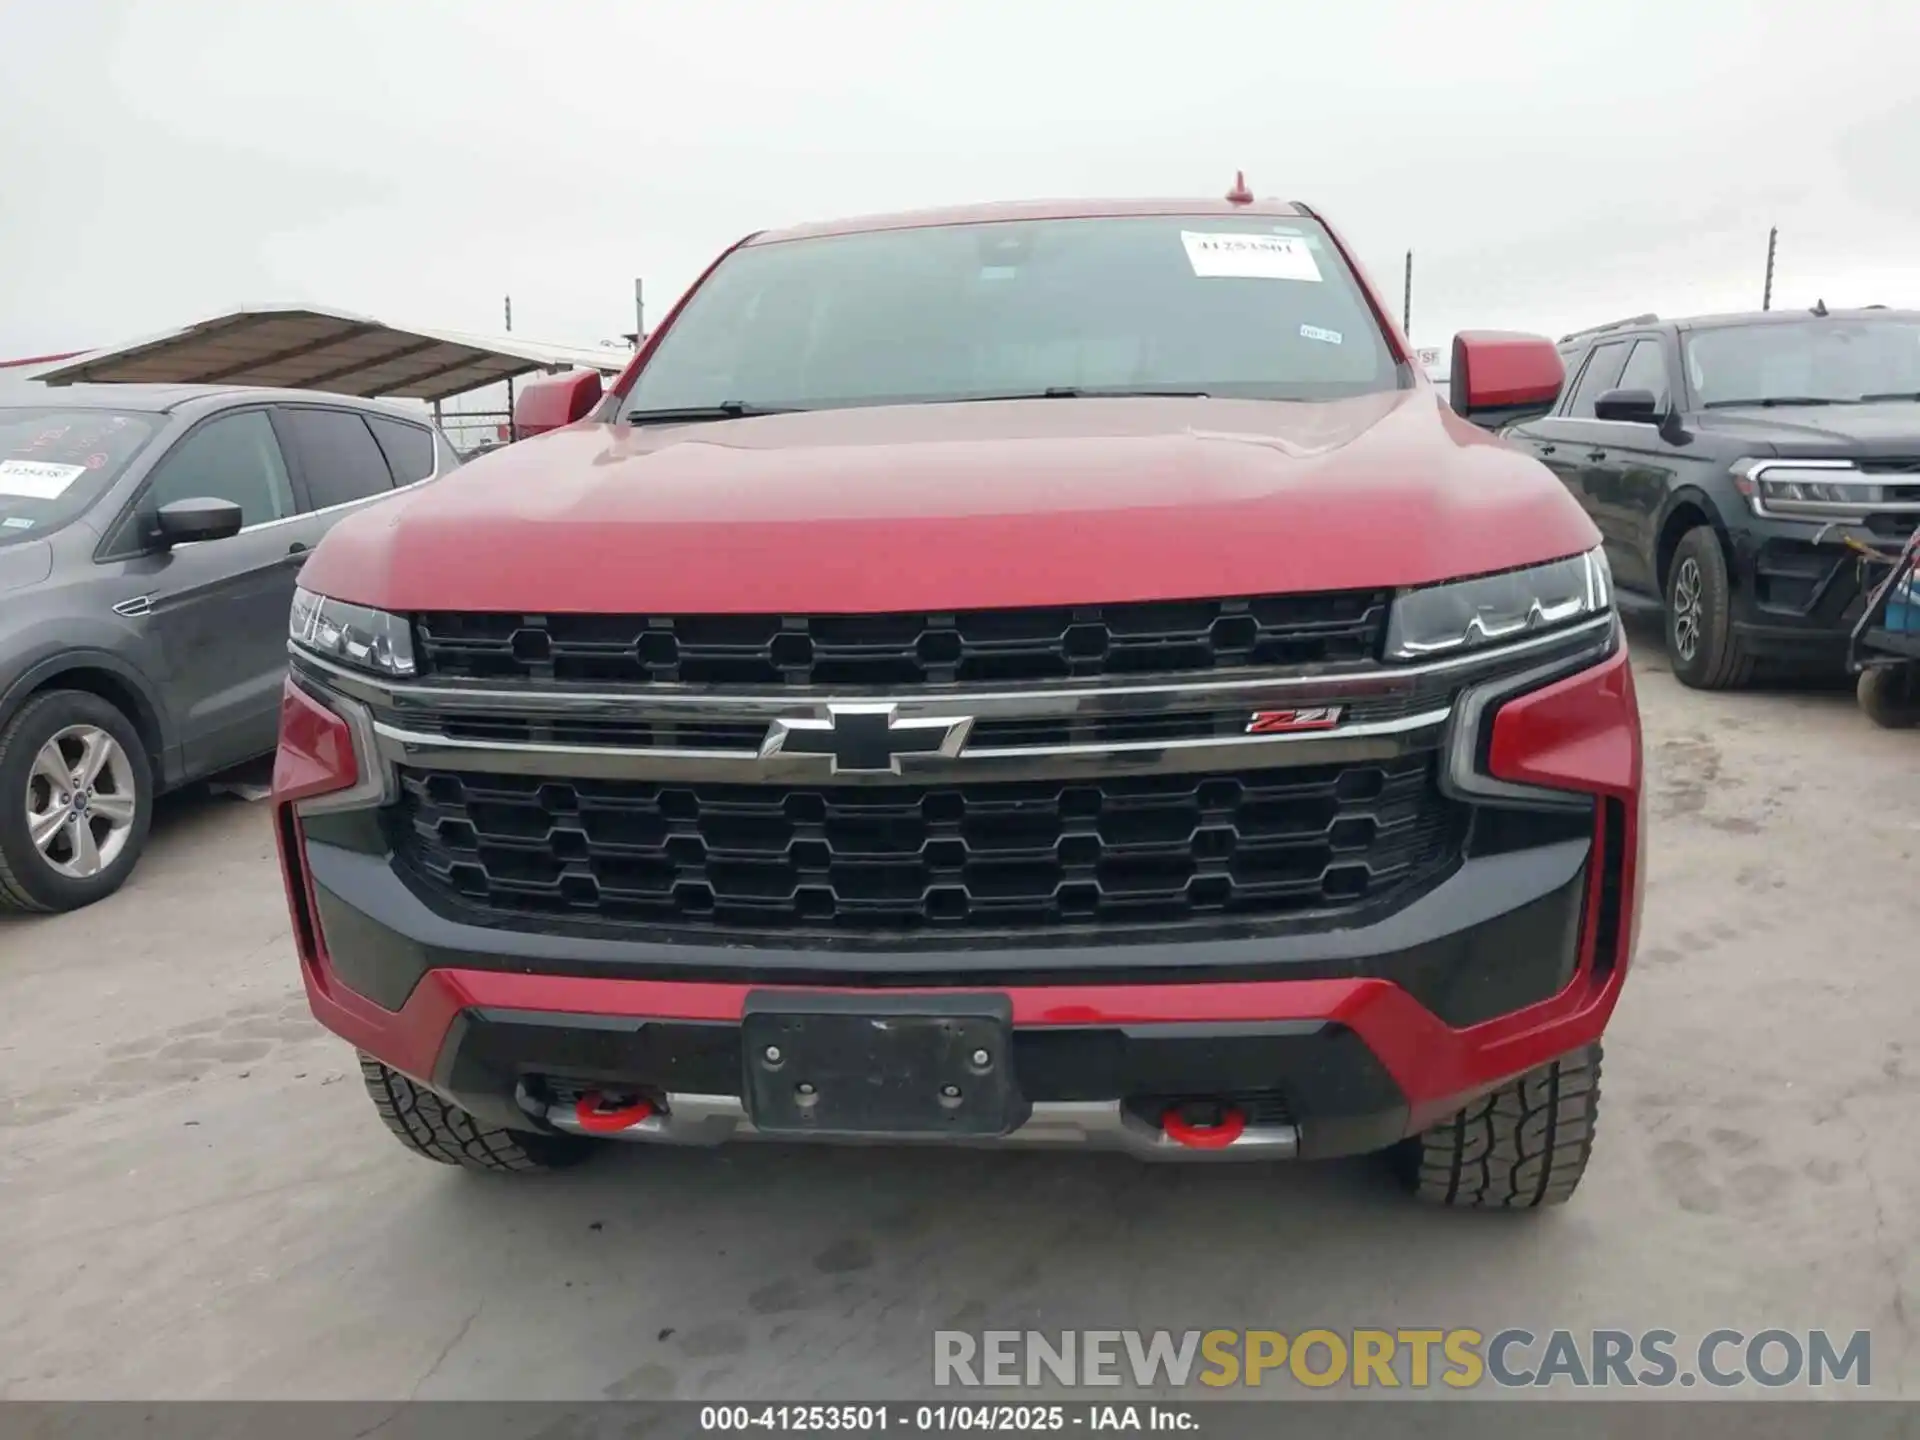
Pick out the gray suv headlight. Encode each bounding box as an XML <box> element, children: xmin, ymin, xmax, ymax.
<box><xmin>290</xmin><ymin>586</ymin><xmax>417</xmax><ymax>677</ymax></box>
<box><xmin>1385</xmin><ymin>548</ymin><xmax>1612</xmax><ymax>661</ymax></box>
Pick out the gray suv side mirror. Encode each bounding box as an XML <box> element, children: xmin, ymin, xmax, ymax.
<box><xmin>154</xmin><ymin>497</ymin><xmax>244</xmax><ymax>548</ymax></box>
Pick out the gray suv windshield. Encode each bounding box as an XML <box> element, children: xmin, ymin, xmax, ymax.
<box><xmin>624</xmin><ymin>215</ymin><xmax>1401</xmax><ymax>418</ymax></box>
<box><xmin>0</xmin><ymin>408</ymin><xmax>161</xmax><ymax>547</ymax></box>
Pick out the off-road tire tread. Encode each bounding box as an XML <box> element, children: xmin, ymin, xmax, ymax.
<box><xmin>0</xmin><ymin>690</ymin><xmax>150</xmax><ymax>914</ymax></box>
<box><xmin>1669</xmin><ymin>527</ymin><xmax>1755</xmax><ymax>691</ymax></box>
<box><xmin>359</xmin><ymin>1055</ymin><xmax>592</xmax><ymax>1172</ymax></box>
<box><xmin>1401</xmin><ymin>1044</ymin><xmax>1601</xmax><ymax>1209</ymax></box>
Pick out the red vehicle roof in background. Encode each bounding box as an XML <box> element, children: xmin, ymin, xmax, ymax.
<box><xmin>0</xmin><ymin>350</ymin><xmax>85</xmax><ymax>369</ymax></box>
<box><xmin>753</xmin><ymin>196</ymin><xmax>1308</xmax><ymax>244</ymax></box>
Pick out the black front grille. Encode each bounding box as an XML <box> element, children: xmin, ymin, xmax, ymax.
<box><xmin>390</xmin><ymin>754</ymin><xmax>1460</xmax><ymax>938</ymax></box>
<box><xmin>413</xmin><ymin>591</ymin><xmax>1389</xmax><ymax>687</ymax></box>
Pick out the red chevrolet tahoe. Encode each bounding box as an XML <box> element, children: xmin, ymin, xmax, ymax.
<box><xmin>274</xmin><ymin>193</ymin><xmax>1643</xmax><ymax>1207</ymax></box>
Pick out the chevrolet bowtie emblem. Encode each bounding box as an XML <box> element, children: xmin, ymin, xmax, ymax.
<box><xmin>760</xmin><ymin>704</ymin><xmax>974</xmax><ymax>774</ymax></box>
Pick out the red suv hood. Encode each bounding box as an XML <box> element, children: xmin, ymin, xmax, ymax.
<box><xmin>302</xmin><ymin>392</ymin><xmax>1598</xmax><ymax>613</ymax></box>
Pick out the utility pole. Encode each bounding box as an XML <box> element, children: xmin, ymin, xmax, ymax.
<box><xmin>634</xmin><ymin>278</ymin><xmax>645</xmax><ymax>348</ymax></box>
<box><xmin>1762</xmin><ymin>228</ymin><xmax>1777</xmax><ymax>312</ymax></box>
<box><xmin>1402</xmin><ymin>250</ymin><xmax>1413</xmax><ymax>335</ymax></box>
<box><xmin>504</xmin><ymin>294</ymin><xmax>516</xmax><ymax>442</ymax></box>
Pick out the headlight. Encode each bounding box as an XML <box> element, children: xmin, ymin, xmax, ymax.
<box><xmin>1385</xmin><ymin>549</ymin><xmax>1612</xmax><ymax>661</ymax></box>
<box><xmin>1735</xmin><ymin>459</ymin><xmax>1884</xmax><ymax>519</ymax></box>
<box><xmin>290</xmin><ymin>586</ymin><xmax>417</xmax><ymax>677</ymax></box>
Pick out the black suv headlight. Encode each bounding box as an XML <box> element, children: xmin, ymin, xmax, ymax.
<box><xmin>1732</xmin><ymin>458</ymin><xmax>1908</xmax><ymax>521</ymax></box>
<box><xmin>1385</xmin><ymin>548</ymin><xmax>1612</xmax><ymax>661</ymax></box>
<box><xmin>290</xmin><ymin>586</ymin><xmax>417</xmax><ymax>677</ymax></box>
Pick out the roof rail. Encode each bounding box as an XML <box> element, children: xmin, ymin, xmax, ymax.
<box><xmin>1557</xmin><ymin>312</ymin><xmax>1660</xmax><ymax>345</ymax></box>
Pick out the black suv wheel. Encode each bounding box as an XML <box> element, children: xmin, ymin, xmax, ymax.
<box><xmin>0</xmin><ymin>689</ymin><xmax>154</xmax><ymax>914</ymax></box>
<box><xmin>1665</xmin><ymin>526</ymin><xmax>1755</xmax><ymax>690</ymax></box>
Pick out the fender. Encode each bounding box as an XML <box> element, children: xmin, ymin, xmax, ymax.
<box><xmin>1653</xmin><ymin>481</ymin><xmax>1741</xmax><ymax>590</ymax></box>
<box><xmin>0</xmin><ymin>646</ymin><xmax>179</xmax><ymax>785</ymax></box>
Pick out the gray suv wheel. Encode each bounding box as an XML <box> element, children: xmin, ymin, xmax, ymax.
<box><xmin>0</xmin><ymin>690</ymin><xmax>154</xmax><ymax>913</ymax></box>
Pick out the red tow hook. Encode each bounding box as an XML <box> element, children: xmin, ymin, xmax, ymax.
<box><xmin>1161</xmin><ymin>1103</ymin><xmax>1247</xmax><ymax>1150</ymax></box>
<box><xmin>574</xmin><ymin>1092</ymin><xmax>656</xmax><ymax>1133</ymax></box>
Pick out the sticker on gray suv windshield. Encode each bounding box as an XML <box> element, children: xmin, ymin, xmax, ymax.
<box><xmin>1299</xmin><ymin>324</ymin><xmax>1343</xmax><ymax>345</ymax></box>
<box><xmin>1</xmin><ymin>516</ymin><xmax>34</xmax><ymax>530</ymax></box>
<box><xmin>0</xmin><ymin>459</ymin><xmax>87</xmax><ymax>498</ymax></box>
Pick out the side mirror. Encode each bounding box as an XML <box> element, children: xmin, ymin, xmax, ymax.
<box><xmin>513</xmin><ymin>370</ymin><xmax>604</xmax><ymax>438</ymax></box>
<box><xmin>1593</xmin><ymin>387</ymin><xmax>1662</xmax><ymax>425</ymax></box>
<box><xmin>1449</xmin><ymin>332</ymin><xmax>1565</xmax><ymax>430</ymax></box>
<box><xmin>154</xmin><ymin>497</ymin><xmax>244</xmax><ymax>548</ymax></box>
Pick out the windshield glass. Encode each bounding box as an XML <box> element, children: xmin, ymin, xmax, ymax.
<box><xmin>0</xmin><ymin>407</ymin><xmax>162</xmax><ymax>546</ymax></box>
<box><xmin>623</xmin><ymin>215</ymin><xmax>1401</xmax><ymax>417</ymax></box>
<box><xmin>1684</xmin><ymin>317</ymin><xmax>1920</xmax><ymax>407</ymax></box>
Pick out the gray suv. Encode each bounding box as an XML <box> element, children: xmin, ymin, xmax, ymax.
<box><xmin>0</xmin><ymin>384</ymin><xmax>459</xmax><ymax>913</ymax></box>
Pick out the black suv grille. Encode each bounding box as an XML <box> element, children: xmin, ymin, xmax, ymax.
<box><xmin>390</xmin><ymin>754</ymin><xmax>1459</xmax><ymax>937</ymax></box>
<box><xmin>413</xmin><ymin>591</ymin><xmax>1389</xmax><ymax>687</ymax></box>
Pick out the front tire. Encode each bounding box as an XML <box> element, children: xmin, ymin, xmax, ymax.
<box><xmin>0</xmin><ymin>689</ymin><xmax>153</xmax><ymax>914</ymax></box>
<box><xmin>359</xmin><ymin>1056</ymin><xmax>597</xmax><ymax>1172</ymax></box>
<box><xmin>1666</xmin><ymin>527</ymin><xmax>1754</xmax><ymax>690</ymax></box>
<box><xmin>1397</xmin><ymin>1044</ymin><xmax>1601</xmax><ymax>1209</ymax></box>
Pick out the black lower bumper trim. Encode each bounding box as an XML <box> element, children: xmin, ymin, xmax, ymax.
<box><xmin>307</xmin><ymin>835</ymin><xmax>1590</xmax><ymax>1030</ymax></box>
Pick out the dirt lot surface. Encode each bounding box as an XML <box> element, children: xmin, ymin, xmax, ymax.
<box><xmin>2</xmin><ymin>619</ymin><xmax>1915</xmax><ymax>1401</ymax></box>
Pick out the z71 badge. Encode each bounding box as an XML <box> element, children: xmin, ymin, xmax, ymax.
<box><xmin>1245</xmin><ymin>706</ymin><xmax>1344</xmax><ymax>735</ymax></box>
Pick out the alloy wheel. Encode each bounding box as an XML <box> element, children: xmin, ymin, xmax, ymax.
<box><xmin>1670</xmin><ymin>557</ymin><xmax>1703</xmax><ymax>663</ymax></box>
<box><xmin>24</xmin><ymin>725</ymin><xmax>138</xmax><ymax>879</ymax></box>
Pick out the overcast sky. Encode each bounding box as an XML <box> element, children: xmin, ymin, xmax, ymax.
<box><xmin>3</xmin><ymin>0</ymin><xmax>1916</xmax><ymax>365</ymax></box>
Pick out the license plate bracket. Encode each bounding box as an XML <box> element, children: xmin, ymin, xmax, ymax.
<box><xmin>740</xmin><ymin>992</ymin><xmax>1022</xmax><ymax>1138</ymax></box>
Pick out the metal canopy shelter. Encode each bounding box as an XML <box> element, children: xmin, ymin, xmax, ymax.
<box><xmin>32</xmin><ymin>304</ymin><xmax>625</xmax><ymax>403</ymax></box>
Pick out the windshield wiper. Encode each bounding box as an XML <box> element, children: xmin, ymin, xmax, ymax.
<box><xmin>624</xmin><ymin>402</ymin><xmax>797</xmax><ymax>425</ymax></box>
<box><xmin>925</xmin><ymin>386</ymin><xmax>1212</xmax><ymax>404</ymax></box>
<box><xmin>1701</xmin><ymin>396</ymin><xmax>1856</xmax><ymax>409</ymax></box>
<box><xmin>1859</xmin><ymin>391</ymin><xmax>1920</xmax><ymax>403</ymax></box>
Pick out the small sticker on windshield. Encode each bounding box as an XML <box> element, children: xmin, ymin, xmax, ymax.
<box><xmin>978</xmin><ymin>265</ymin><xmax>1019</xmax><ymax>281</ymax></box>
<box><xmin>0</xmin><ymin>459</ymin><xmax>87</xmax><ymax>499</ymax></box>
<box><xmin>1299</xmin><ymin>324</ymin><xmax>1343</xmax><ymax>345</ymax></box>
<box><xmin>1</xmin><ymin>516</ymin><xmax>34</xmax><ymax>530</ymax></box>
<box><xmin>1181</xmin><ymin>231</ymin><xmax>1322</xmax><ymax>282</ymax></box>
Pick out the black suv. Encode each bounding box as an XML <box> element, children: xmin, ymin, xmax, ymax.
<box><xmin>0</xmin><ymin>384</ymin><xmax>459</xmax><ymax>913</ymax></box>
<box><xmin>1504</xmin><ymin>307</ymin><xmax>1920</xmax><ymax>688</ymax></box>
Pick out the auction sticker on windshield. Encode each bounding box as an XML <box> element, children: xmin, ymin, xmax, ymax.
<box><xmin>0</xmin><ymin>459</ymin><xmax>88</xmax><ymax>498</ymax></box>
<box><xmin>1181</xmin><ymin>231</ymin><xmax>1322</xmax><ymax>282</ymax></box>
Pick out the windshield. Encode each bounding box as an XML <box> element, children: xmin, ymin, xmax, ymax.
<box><xmin>1684</xmin><ymin>317</ymin><xmax>1920</xmax><ymax>407</ymax></box>
<box><xmin>622</xmin><ymin>215</ymin><xmax>1401</xmax><ymax>417</ymax></box>
<box><xmin>0</xmin><ymin>407</ymin><xmax>162</xmax><ymax>546</ymax></box>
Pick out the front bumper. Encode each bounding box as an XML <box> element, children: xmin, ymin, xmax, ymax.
<box><xmin>283</xmin><ymin>817</ymin><xmax>1632</xmax><ymax>1162</ymax></box>
<box><xmin>275</xmin><ymin>640</ymin><xmax>1642</xmax><ymax>1161</ymax></box>
<box><xmin>1729</xmin><ymin>516</ymin><xmax>1915</xmax><ymax>660</ymax></box>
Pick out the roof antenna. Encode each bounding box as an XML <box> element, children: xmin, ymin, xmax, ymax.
<box><xmin>1225</xmin><ymin>171</ymin><xmax>1254</xmax><ymax>205</ymax></box>
<box><xmin>1811</xmin><ymin>298</ymin><xmax>1829</xmax><ymax>317</ymax></box>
